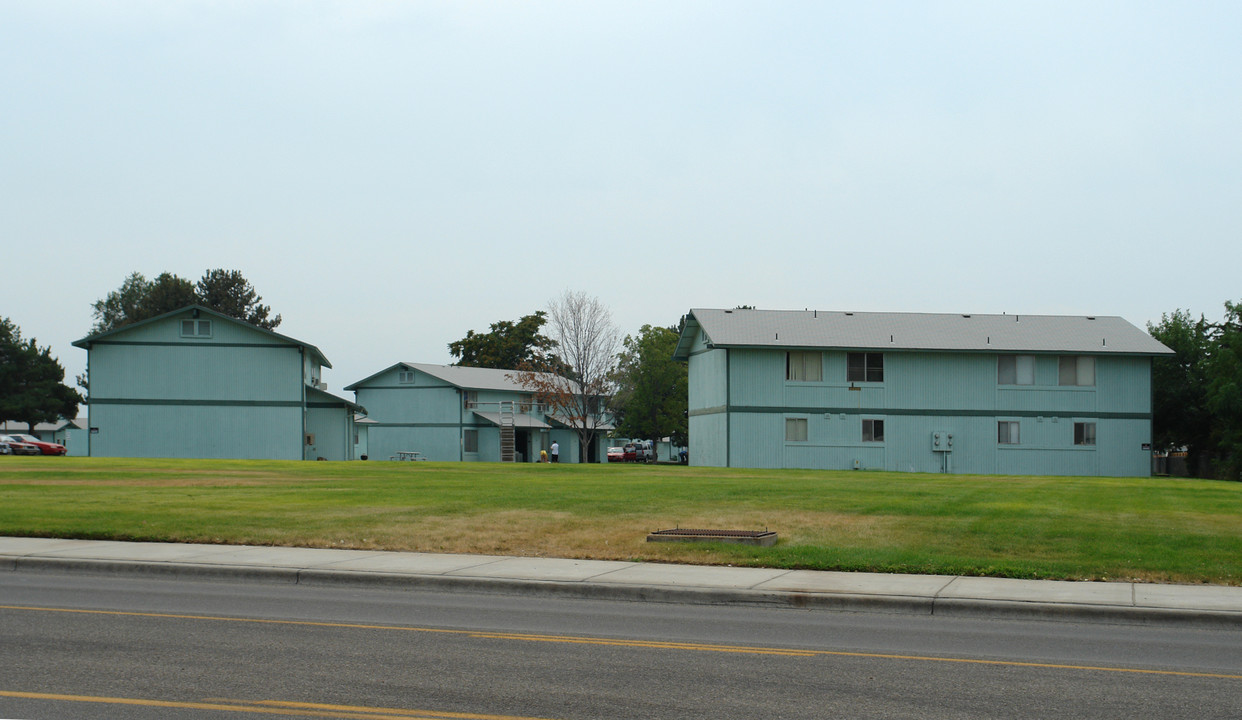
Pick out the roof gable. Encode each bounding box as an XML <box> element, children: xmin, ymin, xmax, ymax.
<box><xmin>72</xmin><ymin>305</ymin><xmax>332</xmax><ymax>368</ymax></box>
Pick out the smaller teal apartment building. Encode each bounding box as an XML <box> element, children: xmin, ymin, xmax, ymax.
<box><xmin>346</xmin><ymin>363</ymin><xmax>612</xmax><ymax>463</ymax></box>
<box><xmin>73</xmin><ymin>305</ymin><xmax>363</xmax><ymax>460</ymax></box>
<box><xmin>673</xmin><ymin>308</ymin><xmax>1173</xmax><ymax>476</ymax></box>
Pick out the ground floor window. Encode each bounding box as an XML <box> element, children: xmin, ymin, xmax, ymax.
<box><xmin>785</xmin><ymin>418</ymin><xmax>808</xmax><ymax>442</ymax></box>
<box><xmin>463</xmin><ymin>429</ymin><xmax>478</xmax><ymax>453</ymax></box>
<box><xmin>998</xmin><ymin>421</ymin><xmax>1020</xmax><ymax>444</ymax></box>
<box><xmin>1074</xmin><ymin>422</ymin><xmax>1097</xmax><ymax>446</ymax></box>
<box><xmin>862</xmin><ymin>419</ymin><xmax>884</xmax><ymax>442</ymax></box>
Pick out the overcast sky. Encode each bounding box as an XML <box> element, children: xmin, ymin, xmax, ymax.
<box><xmin>3</xmin><ymin>1</ymin><xmax>1239</xmax><ymax>400</ymax></box>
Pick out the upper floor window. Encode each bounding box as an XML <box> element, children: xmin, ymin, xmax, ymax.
<box><xmin>998</xmin><ymin>355</ymin><xmax>1035</xmax><ymax>385</ymax></box>
<box><xmin>785</xmin><ymin>418</ymin><xmax>808</xmax><ymax>442</ymax></box>
<box><xmin>463</xmin><ymin>391</ymin><xmax>478</xmax><ymax>409</ymax></box>
<box><xmin>1074</xmin><ymin>422</ymin><xmax>1097</xmax><ymax>446</ymax></box>
<box><xmin>398</xmin><ymin>371</ymin><xmax>415</xmax><ymax>384</ymax></box>
<box><xmin>847</xmin><ymin>353</ymin><xmax>884</xmax><ymax>382</ymax></box>
<box><xmin>1058</xmin><ymin>356</ymin><xmax>1095</xmax><ymax>386</ymax></box>
<box><xmin>998</xmin><ymin>421</ymin><xmax>1020</xmax><ymax>445</ymax></box>
<box><xmin>180</xmin><ymin>319</ymin><xmax>212</xmax><ymax>338</ymax></box>
<box><xmin>786</xmin><ymin>351</ymin><xmax>822</xmax><ymax>382</ymax></box>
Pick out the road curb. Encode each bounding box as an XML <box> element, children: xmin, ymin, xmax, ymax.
<box><xmin>8</xmin><ymin>555</ymin><xmax>1242</xmax><ymax>629</ymax></box>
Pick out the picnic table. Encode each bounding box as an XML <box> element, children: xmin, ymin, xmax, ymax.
<box><xmin>391</xmin><ymin>451</ymin><xmax>427</xmax><ymax>461</ymax></box>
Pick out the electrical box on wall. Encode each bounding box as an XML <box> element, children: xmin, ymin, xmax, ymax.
<box><xmin>932</xmin><ymin>431</ymin><xmax>953</xmax><ymax>452</ymax></box>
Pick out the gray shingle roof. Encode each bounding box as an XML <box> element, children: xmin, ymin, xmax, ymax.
<box><xmin>405</xmin><ymin>363</ymin><xmax>555</xmax><ymax>392</ymax></box>
<box><xmin>677</xmin><ymin>308</ymin><xmax>1173</xmax><ymax>357</ymax></box>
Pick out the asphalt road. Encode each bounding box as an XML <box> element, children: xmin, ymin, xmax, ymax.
<box><xmin>2</xmin><ymin>572</ymin><xmax>1240</xmax><ymax>719</ymax></box>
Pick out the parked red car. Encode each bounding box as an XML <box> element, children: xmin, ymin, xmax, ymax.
<box><xmin>607</xmin><ymin>446</ymin><xmax>625</xmax><ymax>462</ymax></box>
<box><xmin>1</xmin><ymin>435</ymin><xmax>41</xmax><ymax>455</ymax></box>
<box><xmin>6</xmin><ymin>434</ymin><xmax>67</xmax><ymax>456</ymax></box>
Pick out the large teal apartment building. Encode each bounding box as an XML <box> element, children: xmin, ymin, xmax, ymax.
<box><xmin>673</xmin><ymin>308</ymin><xmax>1173</xmax><ymax>476</ymax></box>
<box><xmin>73</xmin><ymin>305</ymin><xmax>363</xmax><ymax>460</ymax></box>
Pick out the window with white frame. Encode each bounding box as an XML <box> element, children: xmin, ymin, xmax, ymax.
<box><xmin>180</xmin><ymin>319</ymin><xmax>212</xmax><ymax>338</ymax></box>
<box><xmin>398</xmin><ymin>371</ymin><xmax>415</xmax><ymax>384</ymax></box>
<box><xmin>785</xmin><ymin>418</ymin><xmax>808</xmax><ymax>442</ymax></box>
<box><xmin>1074</xmin><ymin>422</ymin><xmax>1097</xmax><ymax>446</ymax></box>
<box><xmin>998</xmin><ymin>355</ymin><xmax>1035</xmax><ymax>385</ymax></box>
<box><xmin>463</xmin><ymin>391</ymin><xmax>478</xmax><ymax>409</ymax></box>
<box><xmin>786</xmin><ymin>351</ymin><xmax>823</xmax><ymax>382</ymax></box>
<box><xmin>847</xmin><ymin>353</ymin><xmax>884</xmax><ymax>382</ymax></box>
<box><xmin>1058</xmin><ymin>356</ymin><xmax>1095</xmax><ymax>386</ymax></box>
<box><xmin>463</xmin><ymin>429</ymin><xmax>478</xmax><ymax>453</ymax></box>
<box><xmin>862</xmin><ymin>419</ymin><xmax>884</xmax><ymax>442</ymax></box>
<box><xmin>998</xmin><ymin>421</ymin><xmax>1020</xmax><ymax>444</ymax></box>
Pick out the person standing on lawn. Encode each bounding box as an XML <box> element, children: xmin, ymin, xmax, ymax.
<box><xmin>550</xmin><ymin>441</ymin><xmax>559</xmax><ymax>463</ymax></box>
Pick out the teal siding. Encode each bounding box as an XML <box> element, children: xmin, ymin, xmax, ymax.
<box><xmin>687</xmin><ymin>413</ymin><xmax>727</xmax><ymax>467</ymax></box>
<box><xmin>78</xmin><ymin>307</ymin><xmax>355</xmax><ymax>461</ymax></box>
<box><xmin>89</xmin><ymin>403</ymin><xmax>302</xmax><ymax>459</ymax></box>
<box><xmin>688</xmin><ymin>347</ymin><xmax>728</xmax><ymax>410</ymax></box>
<box><xmin>693</xmin><ymin>347</ymin><xmax>1155</xmax><ymax>477</ymax></box>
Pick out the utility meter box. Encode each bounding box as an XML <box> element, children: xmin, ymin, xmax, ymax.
<box><xmin>932</xmin><ymin>431</ymin><xmax>954</xmax><ymax>452</ymax></box>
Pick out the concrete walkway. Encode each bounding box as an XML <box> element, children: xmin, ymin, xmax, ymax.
<box><xmin>3</xmin><ymin>536</ymin><xmax>1240</xmax><ymax>629</ymax></box>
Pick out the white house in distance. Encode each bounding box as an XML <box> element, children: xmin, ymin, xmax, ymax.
<box><xmin>73</xmin><ymin>305</ymin><xmax>363</xmax><ymax>460</ymax></box>
<box><xmin>346</xmin><ymin>362</ymin><xmax>612</xmax><ymax>462</ymax></box>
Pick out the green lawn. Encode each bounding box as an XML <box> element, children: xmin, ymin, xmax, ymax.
<box><xmin>1</xmin><ymin>457</ymin><xmax>1239</xmax><ymax>584</ymax></box>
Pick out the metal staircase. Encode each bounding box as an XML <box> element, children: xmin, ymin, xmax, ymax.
<box><xmin>499</xmin><ymin>400</ymin><xmax>516</xmax><ymax>462</ymax></box>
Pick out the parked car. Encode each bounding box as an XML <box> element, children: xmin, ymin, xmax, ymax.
<box><xmin>0</xmin><ymin>440</ymin><xmax>11</xmax><ymax>455</ymax></box>
<box><xmin>6</xmin><ymin>434</ymin><xmax>66</xmax><ymax>456</ymax></box>
<box><xmin>607</xmin><ymin>446</ymin><xmax>625</xmax><ymax>462</ymax></box>
<box><xmin>622</xmin><ymin>441</ymin><xmax>654</xmax><ymax>463</ymax></box>
<box><xmin>0</xmin><ymin>435</ymin><xmax>42</xmax><ymax>456</ymax></box>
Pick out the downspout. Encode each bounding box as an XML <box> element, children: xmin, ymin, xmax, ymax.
<box><xmin>85</xmin><ymin>347</ymin><xmax>91</xmax><ymax>457</ymax></box>
<box><xmin>299</xmin><ymin>347</ymin><xmax>306</xmax><ymax>461</ymax></box>
<box><xmin>725</xmin><ymin>348</ymin><xmax>731</xmax><ymax>468</ymax></box>
<box><xmin>458</xmin><ymin>388</ymin><xmax>464</xmax><ymax>462</ymax></box>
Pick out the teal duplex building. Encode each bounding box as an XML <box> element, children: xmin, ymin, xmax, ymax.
<box><xmin>73</xmin><ymin>305</ymin><xmax>363</xmax><ymax>460</ymax></box>
<box><xmin>673</xmin><ymin>308</ymin><xmax>1173</xmax><ymax>476</ymax></box>
<box><xmin>346</xmin><ymin>363</ymin><xmax>612</xmax><ymax>463</ymax></box>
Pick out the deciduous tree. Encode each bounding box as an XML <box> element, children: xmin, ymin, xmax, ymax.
<box><xmin>449</xmin><ymin>311</ymin><xmax>559</xmax><ymax>370</ymax></box>
<box><xmin>512</xmin><ymin>291</ymin><xmax>619</xmax><ymax>462</ymax></box>
<box><xmin>611</xmin><ymin>324</ymin><xmax>687</xmax><ymax>452</ymax></box>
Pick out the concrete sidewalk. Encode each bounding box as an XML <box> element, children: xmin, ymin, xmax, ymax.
<box><xmin>3</xmin><ymin>536</ymin><xmax>1240</xmax><ymax>629</ymax></box>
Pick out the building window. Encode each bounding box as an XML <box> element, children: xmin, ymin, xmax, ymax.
<box><xmin>1058</xmin><ymin>356</ymin><xmax>1095</xmax><ymax>386</ymax></box>
<box><xmin>463</xmin><ymin>391</ymin><xmax>478</xmax><ymax>409</ymax></box>
<box><xmin>1074</xmin><ymin>422</ymin><xmax>1096</xmax><ymax>446</ymax></box>
<box><xmin>786</xmin><ymin>351</ymin><xmax>823</xmax><ymax>382</ymax></box>
<box><xmin>180</xmin><ymin>319</ymin><xmax>212</xmax><ymax>338</ymax></box>
<box><xmin>398</xmin><ymin>371</ymin><xmax>415</xmax><ymax>384</ymax></box>
<box><xmin>998</xmin><ymin>355</ymin><xmax>1035</xmax><ymax>385</ymax></box>
<box><xmin>463</xmin><ymin>429</ymin><xmax>478</xmax><ymax>453</ymax></box>
<box><xmin>847</xmin><ymin>353</ymin><xmax>884</xmax><ymax>382</ymax></box>
<box><xmin>998</xmin><ymin>421</ymin><xmax>1020</xmax><ymax>445</ymax></box>
<box><xmin>785</xmin><ymin>418</ymin><xmax>808</xmax><ymax>442</ymax></box>
<box><xmin>862</xmin><ymin>419</ymin><xmax>884</xmax><ymax>442</ymax></box>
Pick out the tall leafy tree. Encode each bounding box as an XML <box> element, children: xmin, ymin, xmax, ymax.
<box><xmin>196</xmin><ymin>269</ymin><xmax>281</xmax><ymax>330</ymax></box>
<box><xmin>449</xmin><ymin>311</ymin><xmax>559</xmax><ymax>370</ymax></box>
<box><xmin>1206</xmin><ymin>300</ymin><xmax>1242</xmax><ymax>479</ymax></box>
<box><xmin>611</xmin><ymin>324</ymin><xmax>688</xmax><ymax>450</ymax></box>
<box><xmin>1148</xmin><ymin>310</ymin><xmax>1213</xmax><ymax>475</ymax></box>
<box><xmin>90</xmin><ymin>269</ymin><xmax>281</xmax><ymax>334</ymax></box>
<box><xmin>90</xmin><ymin>272</ymin><xmax>196</xmax><ymax>333</ymax></box>
<box><xmin>0</xmin><ymin>317</ymin><xmax>82</xmax><ymax>428</ymax></box>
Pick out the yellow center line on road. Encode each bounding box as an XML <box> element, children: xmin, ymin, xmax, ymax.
<box><xmin>3</xmin><ymin>604</ymin><xmax>1241</xmax><ymax>681</ymax></box>
<box><xmin>0</xmin><ymin>690</ymin><xmax>553</xmax><ymax>719</ymax></box>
